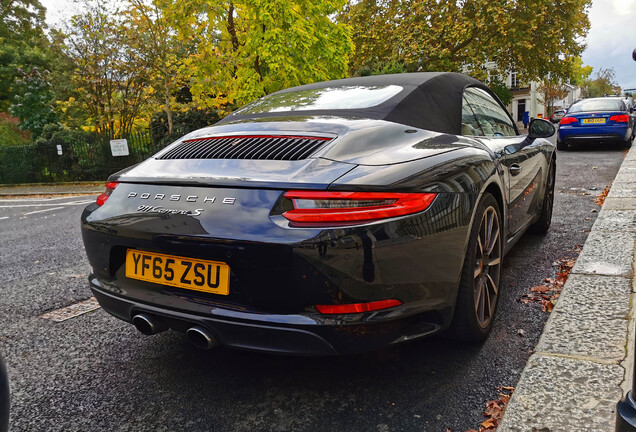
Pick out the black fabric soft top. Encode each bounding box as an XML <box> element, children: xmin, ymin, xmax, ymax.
<box><xmin>218</xmin><ymin>72</ymin><xmax>491</xmax><ymax>135</ymax></box>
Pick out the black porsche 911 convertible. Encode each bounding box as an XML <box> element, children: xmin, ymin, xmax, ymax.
<box><xmin>81</xmin><ymin>72</ymin><xmax>556</xmax><ymax>355</ymax></box>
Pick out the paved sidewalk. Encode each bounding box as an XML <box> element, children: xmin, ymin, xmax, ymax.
<box><xmin>0</xmin><ymin>182</ymin><xmax>102</xmax><ymax>196</ymax></box>
<box><xmin>500</xmin><ymin>148</ymin><xmax>636</xmax><ymax>431</ymax></box>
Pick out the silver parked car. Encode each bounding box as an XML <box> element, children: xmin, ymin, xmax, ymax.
<box><xmin>551</xmin><ymin>109</ymin><xmax>567</xmax><ymax>123</ymax></box>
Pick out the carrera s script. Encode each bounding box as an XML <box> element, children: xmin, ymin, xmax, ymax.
<box><xmin>81</xmin><ymin>72</ymin><xmax>556</xmax><ymax>355</ymax></box>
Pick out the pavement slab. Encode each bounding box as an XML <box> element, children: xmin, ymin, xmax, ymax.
<box><xmin>603</xmin><ymin>198</ymin><xmax>636</xmax><ymax>211</ymax></box>
<box><xmin>570</xmin><ymin>230</ymin><xmax>634</xmax><ymax>277</ymax></box>
<box><xmin>498</xmin><ymin>354</ymin><xmax>624</xmax><ymax>432</ymax></box>
<box><xmin>500</xmin><ymin>146</ymin><xmax>636</xmax><ymax>430</ymax></box>
<box><xmin>593</xmin><ymin>210</ymin><xmax>636</xmax><ymax>232</ymax></box>
<box><xmin>535</xmin><ymin>274</ymin><xmax>631</xmax><ymax>362</ymax></box>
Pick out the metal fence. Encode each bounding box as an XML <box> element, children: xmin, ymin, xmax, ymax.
<box><xmin>0</xmin><ymin>130</ymin><xmax>174</xmax><ymax>184</ymax></box>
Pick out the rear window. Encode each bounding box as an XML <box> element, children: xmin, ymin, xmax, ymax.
<box><xmin>568</xmin><ymin>99</ymin><xmax>624</xmax><ymax>113</ymax></box>
<box><xmin>234</xmin><ymin>85</ymin><xmax>403</xmax><ymax>115</ymax></box>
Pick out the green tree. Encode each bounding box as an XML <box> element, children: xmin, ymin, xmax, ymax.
<box><xmin>538</xmin><ymin>80</ymin><xmax>569</xmax><ymax>117</ymax></box>
<box><xmin>0</xmin><ymin>0</ymin><xmax>50</xmax><ymax>110</ymax></box>
<box><xmin>569</xmin><ymin>57</ymin><xmax>593</xmax><ymax>86</ymax></box>
<box><xmin>61</xmin><ymin>0</ymin><xmax>150</xmax><ymax>135</ymax></box>
<box><xmin>164</xmin><ymin>0</ymin><xmax>354</xmax><ymax>112</ymax></box>
<box><xmin>10</xmin><ymin>67</ymin><xmax>58</xmax><ymax>138</ymax></box>
<box><xmin>0</xmin><ymin>114</ymin><xmax>29</xmax><ymax>146</ymax></box>
<box><xmin>125</xmin><ymin>0</ymin><xmax>191</xmax><ymax>135</ymax></box>
<box><xmin>340</xmin><ymin>0</ymin><xmax>591</xmax><ymax>83</ymax></box>
<box><xmin>583</xmin><ymin>68</ymin><xmax>621</xmax><ymax>98</ymax></box>
<box><xmin>489</xmin><ymin>79</ymin><xmax>513</xmax><ymax>106</ymax></box>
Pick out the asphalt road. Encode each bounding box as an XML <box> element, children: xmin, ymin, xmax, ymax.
<box><xmin>0</xmin><ymin>141</ymin><xmax>626</xmax><ymax>432</ymax></box>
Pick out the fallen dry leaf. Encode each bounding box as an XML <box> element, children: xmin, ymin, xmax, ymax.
<box><xmin>480</xmin><ymin>419</ymin><xmax>496</xmax><ymax>429</ymax></box>
<box><xmin>530</xmin><ymin>285</ymin><xmax>552</xmax><ymax>294</ymax></box>
<box><xmin>519</xmin><ymin>249</ymin><xmax>579</xmax><ymax>312</ymax></box>
<box><xmin>594</xmin><ymin>183</ymin><xmax>611</xmax><ymax>206</ymax></box>
<box><xmin>468</xmin><ymin>386</ymin><xmax>514</xmax><ymax>431</ymax></box>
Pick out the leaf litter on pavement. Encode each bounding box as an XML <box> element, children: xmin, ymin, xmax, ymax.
<box><xmin>445</xmin><ymin>386</ymin><xmax>515</xmax><ymax>432</ymax></box>
<box><xmin>519</xmin><ymin>245</ymin><xmax>581</xmax><ymax>312</ymax></box>
<box><xmin>594</xmin><ymin>183</ymin><xmax>611</xmax><ymax>207</ymax></box>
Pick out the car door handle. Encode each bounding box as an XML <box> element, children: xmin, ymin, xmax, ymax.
<box><xmin>510</xmin><ymin>164</ymin><xmax>522</xmax><ymax>176</ymax></box>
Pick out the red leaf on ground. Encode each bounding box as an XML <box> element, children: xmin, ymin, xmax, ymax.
<box><xmin>468</xmin><ymin>386</ymin><xmax>514</xmax><ymax>432</ymax></box>
<box><xmin>519</xmin><ymin>246</ymin><xmax>581</xmax><ymax>312</ymax></box>
<box><xmin>530</xmin><ymin>285</ymin><xmax>552</xmax><ymax>294</ymax></box>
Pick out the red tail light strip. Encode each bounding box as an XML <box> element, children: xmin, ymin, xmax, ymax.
<box><xmin>560</xmin><ymin>117</ymin><xmax>576</xmax><ymax>125</ymax></box>
<box><xmin>282</xmin><ymin>191</ymin><xmax>437</xmax><ymax>224</ymax></box>
<box><xmin>96</xmin><ymin>181</ymin><xmax>119</xmax><ymax>206</ymax></box>
<box><xmin>315</xmin><ymin>299</ymin><xmax>403</xmax><ymax>314</ymax></box>
<box><xmin>610</xmin><ymin>114</ymin><xmax>629</xmax><ymax>123</ymax></box>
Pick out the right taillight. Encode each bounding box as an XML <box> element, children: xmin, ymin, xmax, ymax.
<box><xmin>560</xmin><ymin>116</ymin><xmax>576</xmax><ymax>125</ymax></box>
<box><xmin>96</xmin><ymin>181</ymin><xmax>118</xmax><ymax>206</ymax></box>
<box><xmin>610</xmin><ymin>114</ymin><xmax>629</xmax><ymax>123</ymax></box>
<box><xmin>282</xmin><ymin>191</ymin><xmax>437</xmax><ymax>226</ymax></box>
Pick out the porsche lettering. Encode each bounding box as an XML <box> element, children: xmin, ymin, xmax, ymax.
<box><xmin>127</xmin><ymin>192</ymin><xmax>235</xmax><ymax>204</ymax></box>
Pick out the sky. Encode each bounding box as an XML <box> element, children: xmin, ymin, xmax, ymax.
<box><xmin>40</xmin><ymin>0</ymin><xmax>636</xmax><ymax>90</ymax></box>
<box><xmin>582</xmin><ymin>0</ymin><xmax>636</xmax><ymax>90</ymax></box>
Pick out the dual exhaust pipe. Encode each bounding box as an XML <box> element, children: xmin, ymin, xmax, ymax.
<box><xmin>132</xmin><ymin>314</ymin><xmax>218</xmax><ymax>350</ymax></box>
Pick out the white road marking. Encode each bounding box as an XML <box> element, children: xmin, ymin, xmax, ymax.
<box><xmin>0</xmin><ymin>216</ymin><xmax>8</xmax><ymax>220</ymax></box>
<box><xmin>24</xmin><ymin>207</ymin><xmax>64</xmax><ymax>215</ymax></box>
<box><xmin>0</xmin><ymin>200</ymin><xmax>94</xmax><ymax>209</ymax></box>
<box><xmin>0</xmin><ymin>195</ymin><xmax>96</xmax><ymax>203</ymax></box>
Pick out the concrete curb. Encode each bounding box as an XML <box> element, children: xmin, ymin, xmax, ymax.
<box><xmin>499</xmin><ymin>149</ymin><xmax>636</xmax><ymax>431</ymax></box>
<box><xmin>0</xmin><ymin>182</ymin><xmax>102</xmax><ymax>196</ymax></box>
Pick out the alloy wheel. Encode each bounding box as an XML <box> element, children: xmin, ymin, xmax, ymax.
<box><xmin>473</xmin><ymin>206</ymin><xmax>501</xmax><ymax>328</ymax></box>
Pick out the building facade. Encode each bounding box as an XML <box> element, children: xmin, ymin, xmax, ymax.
<box><xmin>478</xmin><ymin>63</ymin><xmax>581</xmax><ymax>122</ymax></box>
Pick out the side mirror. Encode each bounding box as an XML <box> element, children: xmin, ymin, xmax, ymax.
<box><xmin>528</xmin><ymin>118</ymin><xmax>556</xmax><ymax>139</ymax></box>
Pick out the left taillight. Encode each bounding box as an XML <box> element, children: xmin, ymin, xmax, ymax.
<box><xmin>282</xmin><ymin>191</ymin><xmax>437</xmax><ymax>226</ymax></box>
<box><xmin>96</xmin><ymin>181</ymin><xmax>119</xmax><ymax>206</ymax></box>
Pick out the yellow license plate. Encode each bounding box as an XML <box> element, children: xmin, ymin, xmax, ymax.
<box><xmin>125</xmin><ymin>249</ymin><xmax>230</xmax><ymax>295</ymax></box>
<box><xmin>582</xmin><ymin>118</ymin><xmax>606</xmax><ymax>124</ymax></box>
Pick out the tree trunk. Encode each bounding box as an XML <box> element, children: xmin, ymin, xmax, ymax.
<box><xmin>165</xmin><ymin>90</ymin><xmax>173</xmax><ymax>135</ymax></box>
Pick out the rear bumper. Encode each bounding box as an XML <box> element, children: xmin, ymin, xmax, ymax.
<box><xmin>558</xmin><ymin>125</ymin><xmax>631</xmax><ymax>143</ymax></box>
<box><xmin>90</xmin><ymin>276</ymin><xmax>449</xmax><ymax>355</ymax></box>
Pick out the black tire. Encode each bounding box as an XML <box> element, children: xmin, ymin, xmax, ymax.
<box><xmin>624</xmin><ymin>138</ymin><xmax>632</xmax><ymax>150</ymax></box>
<box><xmin>448</xmin><ymin>193</ymin><xmax>503</xmax><ymax>341</ymax></box>
<box><xmin>529</xmin><ymin>159</ymin><xmax>555</xmax><ymax>234</ymax></box>
<box><xmin>556</xmin><ymin>140</ymin><xmax>568</xmax><ymax>151</ymax></box>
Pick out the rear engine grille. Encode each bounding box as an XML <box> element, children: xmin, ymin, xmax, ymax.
<box><xmin>158</xmin><ymin>135</ymin><xmax>332</xmax><ymax>161</ymax></box>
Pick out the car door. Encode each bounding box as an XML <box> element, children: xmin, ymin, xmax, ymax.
<box><xmin>462</xmin><ymin>87</ymin><xmax>546</xmax><ymax>236</ymax></box>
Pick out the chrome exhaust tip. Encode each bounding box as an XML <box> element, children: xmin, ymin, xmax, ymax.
<box><xmin>132</xmin><ymin>314</ymin><xmax>167</xmax><ymax>336</ymax></box>
<box><xmin>186</xmin><ymin>326</ymin><xmax>218</xmax><ymax>350</ymax></box>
